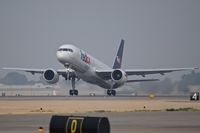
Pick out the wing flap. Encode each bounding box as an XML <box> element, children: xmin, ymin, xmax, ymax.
<box><xmin>127</xmin><ymin>79</ymin><xmax>159</xmax><ymax>82</ymax></box>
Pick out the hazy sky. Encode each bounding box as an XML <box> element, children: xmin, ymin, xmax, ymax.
<box><xmin>0</xmin><ymin>0</ymin><xmax>200</xmax><ymax>80</ymax></box>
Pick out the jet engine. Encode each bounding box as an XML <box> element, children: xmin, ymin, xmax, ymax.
<box><xmin>111</xmin><ymin>69</ymin><xmax>127</xmax><ymax>83</ymax></box>
<box><xmin>43</xmin><ymin>69</ymin><xmax>59</xmax><ymax>84</ymax></box>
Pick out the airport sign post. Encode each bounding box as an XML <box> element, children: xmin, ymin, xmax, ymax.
<box><xmin>190</xmin><ymin>92</ymin><xmax>199</xmax><ymax>101</ymax></box>
<box><xmin>49</xmin><ymin>115</ymin><xmax>110</xmax><ymax>133</ymax></box>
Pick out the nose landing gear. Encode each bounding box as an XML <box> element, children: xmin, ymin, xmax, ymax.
<box><xmin>69</xmin><ymin>75</ymin><xmax>79</xmax><ymax>96</ymax></box>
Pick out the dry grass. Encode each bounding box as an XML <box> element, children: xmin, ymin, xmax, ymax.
<box><xmin>0</xmin><ymin>99</ymin><xmax>200</xmax><ymax>115</ymax></box>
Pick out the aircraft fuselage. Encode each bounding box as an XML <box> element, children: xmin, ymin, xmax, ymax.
<box><xmin>56</xmin><ymin>44</ymin><xmax>123</xmax><ymax>89</ymax></box>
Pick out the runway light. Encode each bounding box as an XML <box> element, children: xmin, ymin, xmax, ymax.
<box><xmin>149</xmin><ymin>93</ymin><xmax>156</xmax><ymax>100</ymax></box>
<box><xmin>38</xmin><ymin>127</ymin><xmax>43</xmax><ymax>133</ymax></box>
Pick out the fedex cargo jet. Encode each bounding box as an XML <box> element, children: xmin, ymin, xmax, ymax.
<box><xmin>2</xmin><ymin>40</ymin><xmax>198</xmax><ymax>96</ymax></box>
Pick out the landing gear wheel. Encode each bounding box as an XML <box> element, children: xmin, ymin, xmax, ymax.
<box><xmin>107</xmin><ymin>90</ymin><xmax>112</xmax><ymax>96</ymax></box>
<box><xmin>74</xmin><ymin>90</ymin><xmax>78</xmax><ymax>96</ymax></box>
<box><xmin>69</xmin><ymin>90</ymin><xmax>74</xmax><ymax>96</ymax></box>
<box><xmin>69</xmin><ymin>75</ymin><xmax>79</xmax><ymax>96</ymax></box>
<box><xmin>69</xmin><ymin>89</ymin><xmax>79</xmax><ymax>96</ymax></box>
<box><xmin>112</xmin><ymin>90</ymin><xmax>116</xmax><ymax>96</ymax></box>
<box><xmin>107</xmin><ymin>90</ymin><xmax>116</xmax><ymax>96</ymax></box>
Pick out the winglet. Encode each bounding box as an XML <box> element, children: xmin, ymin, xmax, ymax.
<box><xmin>113</xmin><ymin>39</ymin><xmax>124</xmax><ymax>69</ymax></box>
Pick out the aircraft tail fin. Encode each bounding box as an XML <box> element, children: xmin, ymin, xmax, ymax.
<box><xmin>112</xmin><ymin>39</ymin><xmax>124</xmax><ymax>69</ymax></box>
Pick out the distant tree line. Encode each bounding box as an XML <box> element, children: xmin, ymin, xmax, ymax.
<box><xmin>0</xmin><ymin>72</ymin><xmax>39</xmax><ymax>85</ymax></box>
<box><xmin>138</xmin><ymin>71</ymin><xmax>200</xmax><ymax>94</ymax></box>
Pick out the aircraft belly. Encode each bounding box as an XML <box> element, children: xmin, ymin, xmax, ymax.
<box><xmin>77</xmin><ymin>71</ymin><xmax>123</xmax><ymax>89</ymax></box>
<box><xmin>77</xmin><ymin>72</ymin><xmax>111</xmax><ymax>89</ymax></box>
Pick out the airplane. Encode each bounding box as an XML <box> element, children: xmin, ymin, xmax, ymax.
<box><xmin>2</xmin><ymin>39</ymin><xmax>198</xmax><ymax>96</ymax></box>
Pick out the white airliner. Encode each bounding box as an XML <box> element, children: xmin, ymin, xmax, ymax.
<box><xmin>2</xmin><ymin>40</ymin><xmax>198</xmax><ymax>96</ymax></box>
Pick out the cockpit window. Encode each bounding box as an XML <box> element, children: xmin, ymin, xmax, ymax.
<box><xmin>58</xmin><ymin>48</ymin><xmax>73</xmax><ymax>52</ymax></box>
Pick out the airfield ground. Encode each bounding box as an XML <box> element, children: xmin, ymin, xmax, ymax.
<box><xmin>0</xmin><ymin>96</ymin><xmax>200</xmax><ymax>133</ymax></box>
<box><xmin>0</xmin><ymin>96</ymin><xmax>199</xmax><ymax>115</ymax></box>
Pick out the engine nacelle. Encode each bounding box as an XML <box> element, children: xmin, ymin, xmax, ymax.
<box><xmin>43</xmin><ymin>69</ymin><xmax>59</xmax><ymax>84</ymax></box>
<box><xmin>111</xmin><ymin>69</ymin><xmax>127</xmax><ymax>83</ymax></box>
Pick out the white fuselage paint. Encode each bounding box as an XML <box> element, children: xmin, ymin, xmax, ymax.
<box><xmin>56</xmin><ymin>44</ymin><xmax>123</xmax><ymax>89</ymax></box>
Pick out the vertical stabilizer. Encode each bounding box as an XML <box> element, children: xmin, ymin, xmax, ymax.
<box><xmin>112</xmin><ymin>39</ymin><xmax>124</xmax><ymax>69</ymax></box>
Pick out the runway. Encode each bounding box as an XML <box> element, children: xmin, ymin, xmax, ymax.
<box><xmin>0</xmin><ymin>112</ymin><xmax>200</xmax><ymax>133</ymax></box>
<box><xmin>0</xmin><ymin>95</ymin><xmax>190</xmax><ymax>101</ymax></box>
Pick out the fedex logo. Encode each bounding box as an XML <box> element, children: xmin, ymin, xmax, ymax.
<box><xmin>80</xmin><ymin>50</ymin><xmax>90</xmax><ymax>64</ymax></box>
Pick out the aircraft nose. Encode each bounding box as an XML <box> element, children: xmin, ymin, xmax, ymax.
<box><xmin>56</xmin><ymin>51</ymin><xmax>67</xmax><ymax>63</ymax></box>
<box><xmin>56</xmin><ymin>49</ymin><xmax>74</xmax><ymax>64</ymax></box>
<box><xmin>57</xmin><ymin>45</ymin><xmax>75</xmax><ymax>65</ymax></box>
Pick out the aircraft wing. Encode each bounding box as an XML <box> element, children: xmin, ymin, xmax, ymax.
<box><xmin>1</xmin><ymin>67</ymin><xmax>45</xmax><ymax>74</ymax></box>
<box><xmin>1</xmin><ymin>67</ymin><xmax>71</xmax><ymax>76</ymax></box>
<box><xmin>125</xmin><ymin>67</ymin><xmax>199</xmax><ymax>77</ymax></box>
<box><xmin>96</xmin><ymin>67</ymin><xmax>198</xmax><ymax>79</ymax></box>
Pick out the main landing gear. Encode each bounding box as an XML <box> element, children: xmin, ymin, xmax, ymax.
<box><xmin>107</xmin><ymin>82</ymin><xmax>116</xmax><ymax>96</ymax></box>
<box><xmin>107</xmin><ymin>90</ymin><xmax>116</xmax><ymax>96</ymax></box>
<box><xmin>69</xmin><ymin>89</ymin><xmax>78</xmax><ymax>96</ymax></box>
<box><xmin>69</xmin><ymin>75</ymin><xmax>79</xmax><ymax>96</ymax></box>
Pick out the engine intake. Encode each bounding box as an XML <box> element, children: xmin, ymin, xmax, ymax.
<box><xmin>111</xmin><ymin>69</ymin><xmax>123</xmax><ymax>81</ymax></box>
<box><xmin>43</xmin><ymin>69</ymin><xmax>59</xmax><ymax>84</ymax></box>
<box><xmin>111</xmin><ymin>69</ymin><xmax>127</xmax><ymax>83</ymax></box>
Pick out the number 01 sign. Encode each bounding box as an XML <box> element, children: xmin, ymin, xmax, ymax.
<box><xmin>66</xmin><ymin>117</ymin><xmax>83</xmax><ymax>133</ymax></box>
